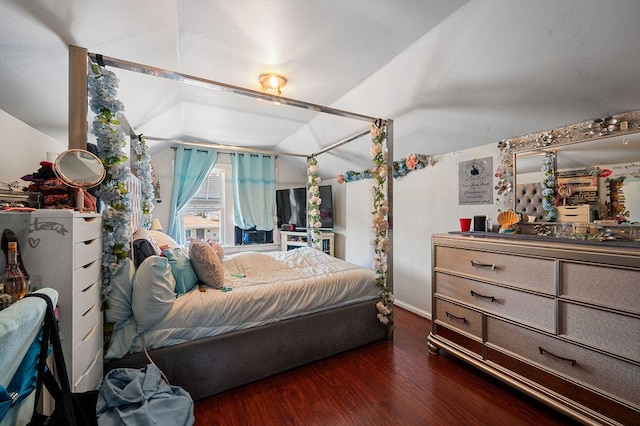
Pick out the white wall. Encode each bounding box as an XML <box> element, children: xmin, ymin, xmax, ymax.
<box><xmin>0</xmin><ymin>109</ymin><xmax>67</xmax><ymax>185</ymax></box>
<box><xmin>343</xmin><ymin>142</ymin><xmax>500</xmax><ymax>318</ymax></box>
<box><xmin>1</xmin><ymin>107</ymin><xmax>502</xmax><ymax>320</ymax></box>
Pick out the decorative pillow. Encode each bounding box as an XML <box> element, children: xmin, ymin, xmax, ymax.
<box><xmin>149</xmin><ymin>230</ymin><xmax>180</xmax><ymax>250</ymax></box>
<box><xmin>105</xmin><ymin>258</ymin><xmax>135</xmax><ymax>325</ymax></box>
<box><xmin>207</xmin><ymin>241</ymin><xmax>225</xmax><ymax>261</ymax></box>
<box><xmin>189</xmin><ymin>240</ymin><xmax>224</xmax><ymax>289</ymax></box>
<box><xmin>132</xmin><ymin>256</ymin><xmax>176</xmax><ymax>333</ymax></box>
<box><xmin>225</xmin><ymin>252</ymin><xmax>282</xmax><ymax>272</ymax></box>
<box><xmin>162</xmin><ymin>247</ymin><xmax>198</xmax><ymax>295</ymax></box>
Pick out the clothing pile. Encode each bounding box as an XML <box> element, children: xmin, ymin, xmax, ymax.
<box><xmin>21</xmin><ymin>161</ymin><xmax>96</xmax><ymax>210</ymax></box>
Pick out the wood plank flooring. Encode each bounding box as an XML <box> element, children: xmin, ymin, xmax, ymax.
<box><xmin>193</xmin><ymin>308</ymin><xmax>580</xmax><ymax>425</ymax></box>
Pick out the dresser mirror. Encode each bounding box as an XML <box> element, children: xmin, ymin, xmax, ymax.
<box><xmin>514</xmin><ymin>134</ymin><xmax>640</xmax><ymax>223</ymax></box>
<box><xmin>496</xmin><ymin>109</ymin><xmax>640</xmax><ymax>228</ymax></box>
<box><xmin>53</xmin><ymin>149</ymin><xmax>105</xmax><ymax>211</ymax></box>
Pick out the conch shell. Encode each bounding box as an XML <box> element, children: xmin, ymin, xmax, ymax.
<box><xmin>497</xmin><ymin>210</ymin><xmax>520</xmax><ymax>232</ymax></box>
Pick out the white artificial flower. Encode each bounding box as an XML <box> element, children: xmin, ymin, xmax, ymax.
<box><xmin>377</xmin><ymin>313</ymin><xmax>389</xmax><ymax>325</ymax></box>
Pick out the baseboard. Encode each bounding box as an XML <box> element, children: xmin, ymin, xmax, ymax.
<box><xmin>393</xmin><ymin>299</ymin><xmax>431</xmax><ymax>320</ymax></box>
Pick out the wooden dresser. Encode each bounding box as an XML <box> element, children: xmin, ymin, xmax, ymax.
<box><xmin>428</xmin><ymin>233</ymin><xmax>639</xmax><ymax>425</ymax></box>
<box><xmin>0</xmin><ymin>210</ymin><xmax>103</xmax><ymax>392</ymax></box>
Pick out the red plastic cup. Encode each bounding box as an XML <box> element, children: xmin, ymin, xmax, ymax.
<box><xmin>459</xmin><ymin>218</ymin><xmax>472</xmax><ymax>232</ymax></box>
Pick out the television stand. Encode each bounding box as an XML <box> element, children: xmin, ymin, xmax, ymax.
<box><xmin>280</xmin><ymin>231</ymin><xmax>334</xmax><ymax>256</ymax></box>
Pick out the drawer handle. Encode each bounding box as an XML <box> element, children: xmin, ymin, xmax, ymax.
<box><xmin>538</xmin><ymin>347</ymin><xmax>577</xmax><ymax>367</ymax></box>
<box><xmin>470</xmin><ymin>290</ymin><xmax>495</xmax><ymax>302</ymax></box>
<box><xmin>445</xmin><ymin>311</ymin><xmax>467</xmax><ymax>324</ymax></box>
<box><xmin>470</xmin><ymin>260</ymin><xmax>496</xmax><ymax>270</ymax></box>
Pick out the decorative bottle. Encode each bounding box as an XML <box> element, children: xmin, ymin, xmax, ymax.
<box><xmin>4</xmin><ymin>241</ymin><xmax>28</xmax><ymax>303</ymax></box>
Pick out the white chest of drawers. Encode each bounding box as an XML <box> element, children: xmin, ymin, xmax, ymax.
<box><xmin>0</xmin><ymin>210</ymin><xmax>103</xmax><ymax>392</ymax></box>
<box><xmin>428</xmin><ymin>234</ymin><xmax>640</xmax><ymax>426</ymax></box>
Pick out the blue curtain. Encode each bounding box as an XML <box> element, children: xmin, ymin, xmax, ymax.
<box><xmin>232</xmin><ymin>153</ymin><xmax>276</xmax><ymax>231</ymax></box>
<box><xmin>167</xmin><ymin>147</ymin><xmax>218</xmax><ymax>243</ymax></box>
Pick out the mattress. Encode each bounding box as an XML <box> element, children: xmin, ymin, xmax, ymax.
<box><xmin>105</xmin><ymin>247</ymin><xmax>378</xmax><ymax>360</ymax></box>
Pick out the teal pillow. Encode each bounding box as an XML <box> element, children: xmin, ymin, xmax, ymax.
<box><xmin>105</xmin><ymin>258</ymin><xmax>135</xmax><ymax>326</ymax></box>
<box><xmin>162</xmin><ymin>248</ymin><xmax>198</xmax><ymax>295</ymax></box>
<box><xmin>132</xmin><ymin>256</ymin><xmax>176</xmax><ymax>333</ymax></box>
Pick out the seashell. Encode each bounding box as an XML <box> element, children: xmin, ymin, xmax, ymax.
<box><xmin>497</xmin><ymin>210</ymin><xmax>521</xmax><ymax>231</ymax></box>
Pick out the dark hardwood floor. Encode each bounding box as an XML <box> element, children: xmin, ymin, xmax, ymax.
<box><xmin>193</xmin><ymin>308</ymin><xmax>580</xmax><ymax>425</ymax></box>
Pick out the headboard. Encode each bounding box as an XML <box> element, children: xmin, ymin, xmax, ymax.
<box><xmin>514</xmin><ymin>183</ymin><xmax>545</xmax><ymax>221</ymax></box>
<box><xmin>126</xmin><ymin>173</ymin><xmax>143</xmax><ymax>235</ymax></box>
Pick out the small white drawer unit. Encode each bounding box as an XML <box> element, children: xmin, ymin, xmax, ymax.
<box><xmin>0</xmin><ymin>210</ymin><xmax>103</xmax><ymax>392</ymax></box>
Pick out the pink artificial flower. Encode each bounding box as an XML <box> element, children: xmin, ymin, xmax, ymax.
<box><xmin>337</xmin><ymin>174</ymin><xmax>344</xmax><ymax>184</ymax></box>
<box><xmin>405</xmin><ymin>154</ymin><xmax>418</xmax><ymax>170</ymax></box>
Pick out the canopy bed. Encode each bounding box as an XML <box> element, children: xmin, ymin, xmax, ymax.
<box><xmin>67</xmin><ymin>46</ymin><xmax>393</xmax><ymax>400</ymax></box>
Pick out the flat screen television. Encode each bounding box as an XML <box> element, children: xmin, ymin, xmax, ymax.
<box><xmin>276</xmin><ymin>185</ymin><xmax>333</xmax><ymax>230</ymax></box>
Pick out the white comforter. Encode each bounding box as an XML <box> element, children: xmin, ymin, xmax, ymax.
<box><xmin>106</xmin><ymin>247</ymin><xmax>378</xmax><ymax>359</ymax></box>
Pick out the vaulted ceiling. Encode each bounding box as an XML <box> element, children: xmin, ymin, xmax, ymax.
<box><xmin>2</xmin><ymin>0</ymin><xmax>640</xmax><ymax>178</ymax></box>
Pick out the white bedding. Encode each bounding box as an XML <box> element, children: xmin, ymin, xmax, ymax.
<box><xmin>105</xmin><ymin>247</ymin><xmax>378</xmax><ymax>360</ymax></box>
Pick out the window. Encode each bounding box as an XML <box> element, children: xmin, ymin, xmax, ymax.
<box><xmin>181</xmin><ymin>169</ymin><xmax>225</xmax><ymax>244</ymax></box>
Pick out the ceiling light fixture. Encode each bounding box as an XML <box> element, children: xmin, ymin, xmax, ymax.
<box><xmin>259</xmin><ymin>73</ymin><xmax>287</xmax><ymax>96</ymax></box>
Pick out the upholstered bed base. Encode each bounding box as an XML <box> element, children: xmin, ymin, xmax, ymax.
<box><xmin>104</xmin><ymin>300</ymin><xmax>386</xmax><ymax>400</ymax></box>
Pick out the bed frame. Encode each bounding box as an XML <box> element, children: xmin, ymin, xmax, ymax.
<box><xmin>75</xmin><ymin>46</ymin><xmax>392</xmax><ymax>401</ymax></box>
<box><xmin>104</xmin><ymin>300</ymin><xmax>386</xmax><ymax>400</ymax></box>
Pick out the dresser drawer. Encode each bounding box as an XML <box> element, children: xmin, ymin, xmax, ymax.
<box><xmin>72</xmin><ymin>280</ymin><xmax>100</xmax><ymax>320</ymax></box>
<box><xmin>434</xmin><ymin>246</ymin><xmax>555</xmax><ymax>294</ymax></box>
<box><xmin>72</xmin><ymin>300</ymin><xmax>100</xmax><ymax>348</ymax></box>
<box><xmin>560</xmin><ymin>261</ymin><xmax>640</xmax><ymax>314</ymax></box>
<box><xmin>486</xmin><ymin>316</ymin><xmax>640</xmax><ymax>408</ymax></box>
<box><xmin>72</xmin><ymin>325</ymin><xmax>102</xmax><ymax>389</ymax></box>
<box><xmin>74</xmin><ymin>349</ymin><xmax>103</xmax><ymax>393</ymax></box>
<box><xmin>560</xmin><ymin>302</ymin><xmax>640</xmax><ymax>363</ymax></box>
<box><xmin>74</xmin><ymin>238</ymin><xmax>102</xmax><ymax>269</ymax></box>
<box><xmin>435</xmin><ymin>272</ymin><xmax>555</xmax><ymax>332</ymax></box>
<box><xmin>434</xmin><ymin>297</ymin><xmax>482</xmax><ymax>339</ymax></box>
<box><xmin>72</xmin><ymin>259</ymin><xmax>101</xmax><ymax>295</ymax></box>
<box><xmin>73</xmin><ymin>215</ymin><xmax>102</xmax><ymax>242</ymax></box>
<box><xmin>557</xmin><ymin>205</ymin><xmax>590</xmax><ymax>222</ymax></box>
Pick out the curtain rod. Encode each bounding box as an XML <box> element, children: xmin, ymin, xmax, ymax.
<box><xmin>86</xmin><ymin>50</ymin><xmax>381</xmax><ymax>124</ymax></box>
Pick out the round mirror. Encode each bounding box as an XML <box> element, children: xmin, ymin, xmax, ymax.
<box><xmin>53</xmin><ymin>149</ymin><xmax>105</xmax><ymax>211</ymax></box>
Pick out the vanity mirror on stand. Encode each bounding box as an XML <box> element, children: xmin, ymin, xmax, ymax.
<box><xmin>496</xmin><ymin>109</ymin><xmax>640</xmax><ymax>241</ymax></box>
<box><xmin>53</xmin><ymin>149</ymin><xmax>105</xmax><ymax>212</ymax></box>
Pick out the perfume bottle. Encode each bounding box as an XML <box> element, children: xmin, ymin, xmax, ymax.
<box><xmin>4</xmin><ymin>241</ymin><xmax>27</xmax><ymax>303</ymax></box>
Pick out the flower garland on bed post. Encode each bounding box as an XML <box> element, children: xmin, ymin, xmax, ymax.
<box><xmin>371</xmin><ymin>121</ymin><xmax>393</xmax><ymax>331</ymax></box>
<box><xmin>131</xmin><ymin>134</ymin><xmax>155</xmax><ymax>229</ymax></box>
<box><xmin>88</xmin><ymin>63</ymin><xmax>132</xmax><ymax>305</ymax></box>
<box><xmin>307</xmin><ymin>156</ymin><xmax>322</xmax><ymax>250</ymax></box>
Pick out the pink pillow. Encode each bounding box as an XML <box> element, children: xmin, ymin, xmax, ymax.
<box><xmin>189</xmin><ymin>240</ymin><xmax>224</xmax><ymax>289</ymax></box>
<box><xmin>207</xmin><ymin>241</ymin><xmax>225</xmax><ymax>261</ymax></box>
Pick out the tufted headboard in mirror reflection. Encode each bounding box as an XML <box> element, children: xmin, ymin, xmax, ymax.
<box><xmin>495</xmin><ymin>109</ymin><xmax>640</xmax><ymax>223</ymax></box>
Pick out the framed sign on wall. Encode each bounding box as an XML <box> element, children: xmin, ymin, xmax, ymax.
<box><xmin>459</xmin><ymin>157</ymin><xmax>493</xmax><ymax>205</ymax></box>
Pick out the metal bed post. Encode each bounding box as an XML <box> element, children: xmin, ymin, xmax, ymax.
<box><xmin>69</xmin><ymin>45</ymin><xmax>88</xmax><ymax>149</ymax></box>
